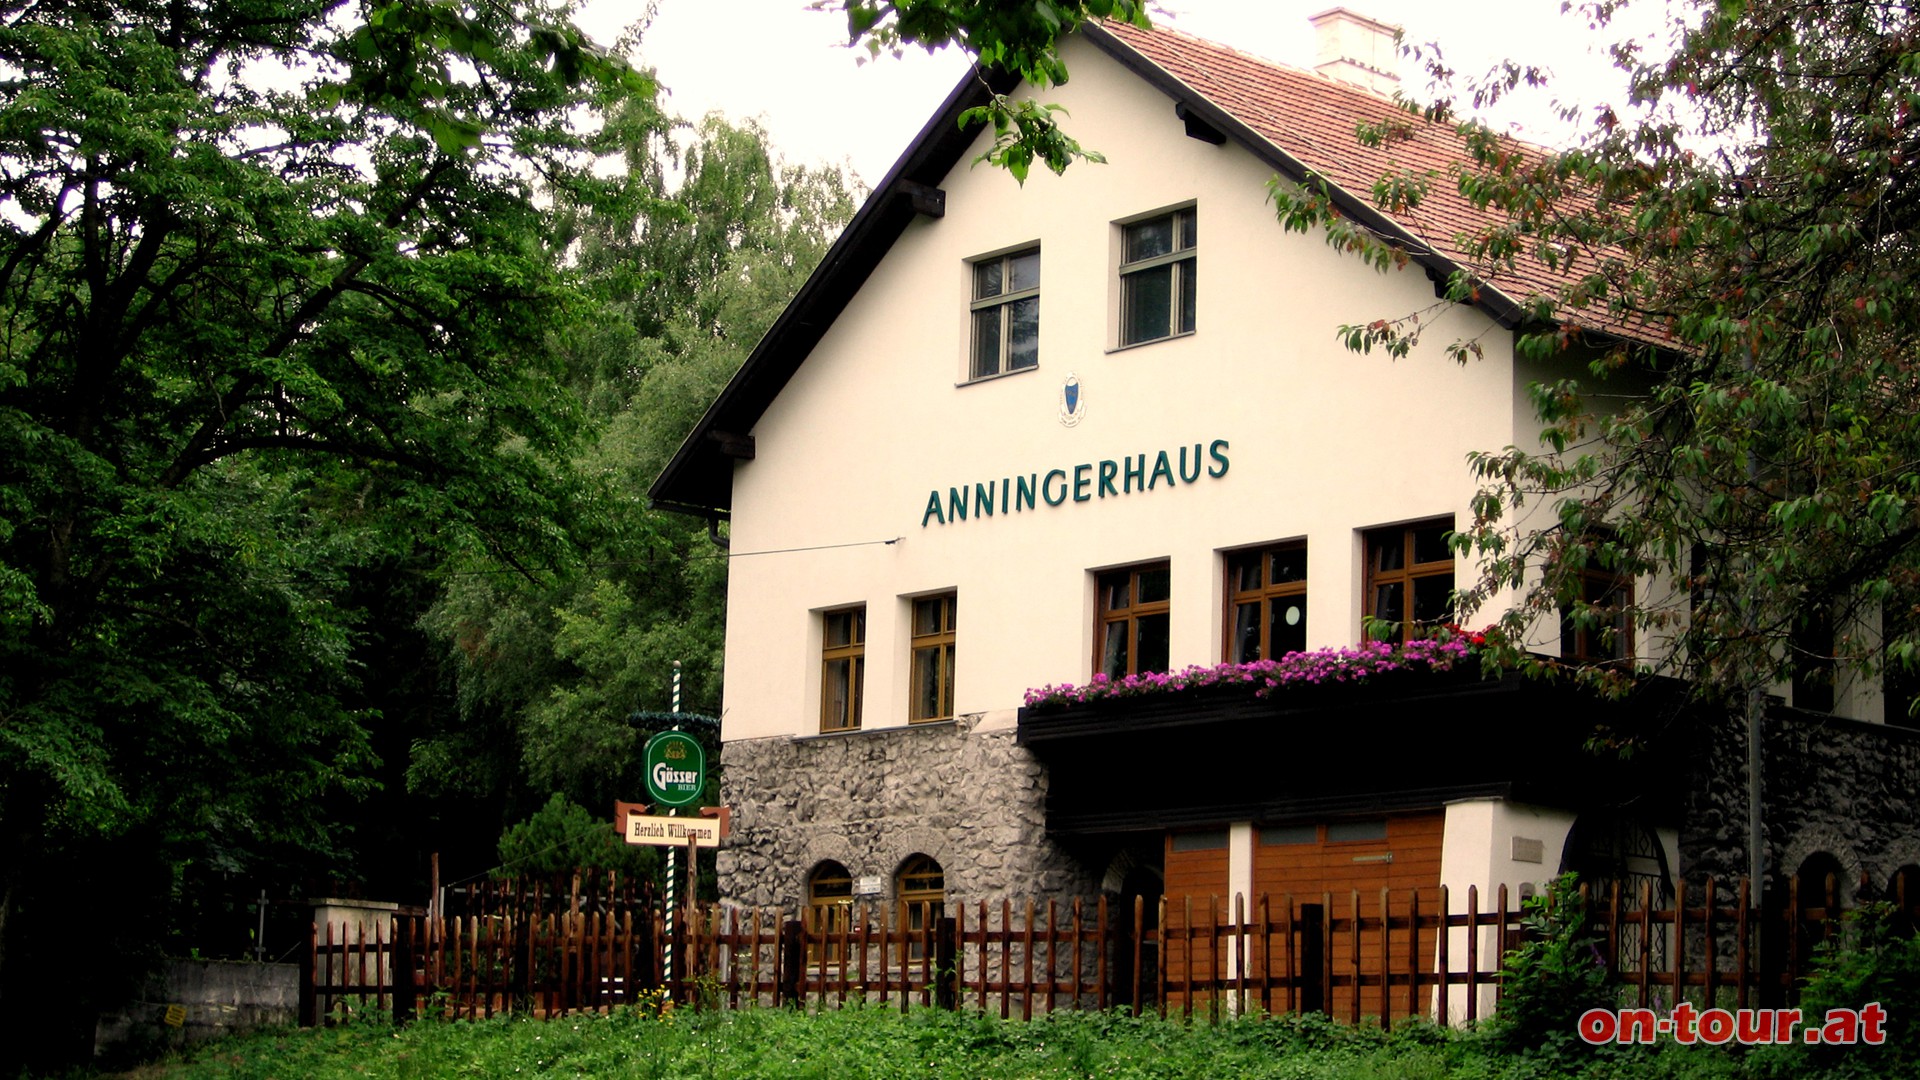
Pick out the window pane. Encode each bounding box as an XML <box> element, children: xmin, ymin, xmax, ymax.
<box><xmin>1179</xmin><ymin>209</ymin><xmax>1196</xmax><ymax>249</ymax></box>
<box><xmin>826</xmin><ymin>611</ymin><xmax>853</xmax><ymax>647</ymax></box>
<box><xmin>1369</xmin><ymin>533</ymin><xmax>1405</xmax><ymax>573</ymax></box>
<box><xmin>1125</xmin><ymin>215</ymin><xmax>1174</xmax><ymax>262</ymax></box>
<box><xmin>944</xmin><ymin>595</ymin><xmax>958</xmax><ymax>632</ymax></box>
<box><xmin>1136</xmin><ymin>565</ymin><xmax>1171</xmax><ymax>604</ymax></box>
<box><xmin>1136</xmin><ymin>612</ymin><xmax>1170</xmax><ymax>674</ymax></box>
<box><xmin>1371</xmin><ymin>582</ymin><xmax>1404</xmax><ymax>634</ymax></box>
<box><xmin>1122</xmin><ymin>266</ymin><xmax>1172</xmax><ymax>344</ymax></box>
<box><xmin>1009</xmin><ymin>249</ymin><xmax>1040</xmax><ymax>292</ymax></box>
<box><xmin>913</xmin><ymin>597</ymin><xmax>941</xmax><ymax>636</ymax></box>
<box><xmin>971</xmin><ymin>308</ymin><xmax>1001</xmax><ymax>379</ymax></box>
<box><xmin>1231</xmin><ymin>551</ymin><xmax>1262</xmax><ymax>592</ymax></box>
<box><xmin>912</xmin><ymin>645</ymin><xmax>942</xmax><ymax>720</ymax></box>
<box><xmin>1327</xmin><ymin>820</ymin><xmax>1388</xmax><ymax>842</ymax></box>
<box><xmin>1412</xmin><ymin>574</ymin><xmax>1454</xmax><ymax>625</ymax></box>
<box><xmin>1412</xmin><ymin>523</ymin><xmax>1452</xmax><ymax>565</ymax></box>
<box><xmin>973</xmin><ymin>258</ymin><xmax>1002</xmax><ymax>299</ymax></box>
<box><xmin>1272</xmin><ymin>594</ymin><xmax>1307</xmax><ymax>656</ymax></box>
<box><xmin>1007</xmin><ymin>296</ymin><xmax>1039</xmax><ymax>371</ymax></box>
<box><xmin>1271</xmin><ymin>547</ymin><xmax>1307</xmax><ymax>583</ymax></box>
<box><xmin>1177</xmin><ymin>258</ymin><xmax>1195</xmax><ymax>334</ymax></box>
<box><xmin>1260</xmin><ymin>824</ymin><xmax>1316</xmax><ymax>846</ymax></box>
<box><xmin>825</xmin><ymin>657</ymin><xmax>852</xmax><ymax>727</ymax></box>
<box><xmin>1232</xmin><ymin>601</ymin><xmax>1261</xmax><ymax>663</ymax></box>
<box><xmin>1100</xmin><ymin>571</ymin><xmax>1130</xmax><ymax>611</ymax></box>
<box><xmin>850</xmin><ymin>656</ymin><xmax>863</xmax><ymax>727</ymax></box>
<box><xmin>940</xmin><ymin>641</ymin><xmax>954</xmax><ymax>713</ymax></box>
<box><xmin>1102</xmin><ymin>620</ymin><xmax>1129</xmax><ymax>678</ymax></box>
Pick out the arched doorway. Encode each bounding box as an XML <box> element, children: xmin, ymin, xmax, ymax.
<box><xmin>1560</xmin><ymin>814</ymin><xmax>1673</xmax><ymax>971</ymax></box>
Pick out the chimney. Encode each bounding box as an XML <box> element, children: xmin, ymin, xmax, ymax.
<box><xmin>1308</xmin><ymin>7</ymin><xmax>1401</xmax><ymax>95</ymax></box>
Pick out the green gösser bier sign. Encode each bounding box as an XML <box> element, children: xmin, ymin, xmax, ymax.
<box><xmin>644</xmin><ymin>731</ymin><xmax>706</xmax><ymax>808</ymax></box>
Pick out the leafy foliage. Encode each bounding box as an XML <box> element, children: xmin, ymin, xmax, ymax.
<box><xmin>495</xmin><ymin>792</ymin><xmax>657</xmax><ymax>880</ymax></box>
<box><xmin>0</xmin><ymin>0</ymin><xmax>647</xmax><ymax>1063</ymax></box>
<box><xmin>1489</xmin><ymin>874</ymin><xmax>1613</xmax><ymax>1059</ymax></box>
<box><xmin>1269</xmin><ymin>0</ymin><xmax>1920</xmax><ymax>727</ymax></box>
<box><xmin>411</xmin><ymin>115</ymin><xmax>856</xmax><ymax>817</ymax></box>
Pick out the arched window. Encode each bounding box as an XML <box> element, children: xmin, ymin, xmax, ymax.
<box><xmin>808</xmin><ymin>861</ymin><xmax>853</xmax><ymax>964</ymax></box>
<box><xmin>1795</xmin><ymin>852</ymin><xmax>1846</xmax><ymax>969</ymax></box>
<box><xmin>895</xmin><ymin>854</ymin><xmax>945</xmax><ymax>961</ymax></box>
<box><xmin>1889</xmin><ymin>865</ymin><xmax>1920</xmax><ymax>936</ymax></box>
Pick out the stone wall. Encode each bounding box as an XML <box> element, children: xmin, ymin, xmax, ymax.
<box><xmin>1681</xmin><ymin>707</ymin><xmax>1920</xmax><ymax>898</ymax></box>
<box><xmin>92</xmin><ymin>959</ymin><xmax>298</xmax><ymax>1064</ymax></box>
<box><xmin>717</xmin><ymin>716</ymin><xmax>1098</xmax><ymax>910</ymax></box>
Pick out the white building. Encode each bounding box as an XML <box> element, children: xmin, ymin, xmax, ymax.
<box><xmin>650</xmin><ymin>11</ymin><xmax>1920</xmax><ymax>1016</ymax></box>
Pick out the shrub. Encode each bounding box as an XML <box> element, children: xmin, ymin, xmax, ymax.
<box><xmin>1488</xmin><ymin>873</ymin><xmax>1613</xmax><ymax>1058</ymax></box>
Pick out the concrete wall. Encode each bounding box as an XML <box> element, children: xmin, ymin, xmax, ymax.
<box><xmin>93</xmin><ymin>959</ymin><xmax>297</xmax><ymax>1064</ymax></box>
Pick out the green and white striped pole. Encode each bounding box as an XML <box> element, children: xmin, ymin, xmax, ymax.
<box><xmin>664</xmin><ymin>660</ymin><xmax>681</xmax><ymax>986</ymax></box>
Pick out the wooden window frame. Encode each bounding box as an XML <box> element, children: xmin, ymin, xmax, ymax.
<box><xmin>968</xmin><ymin>247</ymin><xmax>1040</xmax><ymax>381</ymax></box>
<box><xmin>1363</xmin><ymin>519</ymin><xmax>1454</xmax><ymax>643</ymax></box>
<box><xmin>1223</xmin><ymin>542</ymin><xmax>1308</xmax><ymax>663</ymax></box>
<box><xmin>909</xmin><ymin>592</ymin><xmax>957</xmax><ymax>724</ymax></box>
<box><xmin>1119</xmin><ymin>207</ymin><xmax>1196</xmax><ymax>346</ymax></box>
<box><xmin>1095</xmin><ymin>561</ymin><xmax>1172</xmax><ymax>679</ymax></box>
<box><xmin>895</xmin><ymin>854</ymin><xmax>945</xmax><ymax>962</ymax></box>
<box><xmin>820</xmin><ymin>606</ymin><xmax>865</xmax><ymax>733</ymax></box>
<box><xmin>807</xmin><ymin>861</ymin><xmax>854</xmax><ymax>966</ymax></box>
<box><xmin>1560</xmin><ymin>561</ymin><xmax>1635</xmax><ymax>664</ymax></box>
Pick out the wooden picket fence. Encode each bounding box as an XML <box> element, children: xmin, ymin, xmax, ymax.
<box><xmin>303</xmin><ymin>872</ymin><xmax>1889</xmax><ymax>1026</ymax></box>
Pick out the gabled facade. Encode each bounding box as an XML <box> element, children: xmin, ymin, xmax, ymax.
<box><xmin>651</xmin><ymin>14</ymin><xmax>1920</xmax><ymax>977</ymax></box>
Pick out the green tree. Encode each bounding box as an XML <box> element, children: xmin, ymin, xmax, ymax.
<box><xmin>495</xmin><ymin>792</ymin><xmax>658</xmax><ymax>880</ymax></box>
<box><xmin>0</xmin><ymin>0</ymin><xmax>646</xmax><ymax>1061</ymax></box>
<box><xmin>1264</xmin><ymin>0</ymin><xmax>1920</xmax><ymax>728</ymax></box>
<box><xmin>412</xmin><ymin>116</ymin><xmax>857</xmax><ymax>820</ymax></box>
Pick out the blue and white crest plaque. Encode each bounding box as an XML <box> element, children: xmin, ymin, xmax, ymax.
<box><xmin>1058</xmin><ymin>373</ymin><xmax>1088</xmax><ymax>427</ymax></box>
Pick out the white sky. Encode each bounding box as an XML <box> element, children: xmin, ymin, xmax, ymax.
<box><xmin>576</xmin><ymin>0</ymin><xmax>1683</xmax><ymax>186</ymax></box>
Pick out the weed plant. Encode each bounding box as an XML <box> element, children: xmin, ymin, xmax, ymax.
<box><xmin>69</xmin><ymin>1001</ymin><xmax>1893</xmax><ymax>1080</ymax></box>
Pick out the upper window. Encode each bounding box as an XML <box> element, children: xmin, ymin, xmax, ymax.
<box><xmin>1227</xmin><ymin>544</ymin><xmax>1308</xmax><ymax>663</ymax></box>
<box><xmin>970</xmin><ymin>248</ymin><xmax>1039</xmax><ymax>380</ymax></box>
<box><xmin>1560</xmin><ymin>547</ymin><xmax>1633</xmax><ymax>663</ymax></box>
<box><xmin>1792</xmin><ymin>606</ymin><xmax>1835</xmax><ymax>714</ymax></box>
<box><xmin>1364</xmin><ymin>520</ymin><xmax>1453</xmax><ymax>643</ymax></box>
<box><xmin>1120</xmin><ymin>208</ymin><xmax>1196</xmax><ymax>346</ymax></box>
<box><xmin>821</xmin><ymin>606</ymin><xmax>865</xmax><ymax>732</ymax></box>
<box><xmin>909</xmin><ymin>592</ymin><xmax>957</xmax><ymax>723</ymax></box>
<box><xmin>1097</xmin><ymin>562</ymin><xmax>1171</xmax><ymax>679</ymax></box>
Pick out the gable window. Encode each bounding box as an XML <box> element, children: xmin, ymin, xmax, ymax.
<box><xmin>970</xmin><ymin>248</ymin><xmax>1040</xmax><ymax>380</ymax></box>
<box><xmin>1364</xmin><ymin>520</ymin><xmax>1453</xmax><ymax>643</ymax></box>
<box><xmin>909</xmin><ymin>592</ymin><xmax>957</xmax><ymax>723</ymax></box>
<box><xmin>1560</xmin><ymin>545</ymin><xmax>1633</xmax><ymax>662</ymax></box>
<box><xmin>1227</xmin><ymin>543</ymin><xmax>1308</xmax><ymax>662</ymax></box>
<box><xmin>1120</xmin><ymin>207</ymin><xmax>1196</xmax><ymax>346</ymax></box>
<box><xmin>821</xmin><ymin>606</ymin><xmax>865</xmax><ymax>732</ymax></box>
<box><xmin>1097</xmin><ymin>562</ymin><xmax>1171</xmax><ymax>679</ymax></box>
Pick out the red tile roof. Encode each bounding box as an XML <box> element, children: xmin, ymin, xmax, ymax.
<box><xmin>1097</xmin><ymin>20</ymin><xmax>1644</xmax><ymax>343</ymax></box>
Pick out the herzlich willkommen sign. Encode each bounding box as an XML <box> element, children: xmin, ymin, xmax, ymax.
<box><xmin>623</xmin><ymin>813</ymin><xmax>721</xmax><ymax>849</ymax></box>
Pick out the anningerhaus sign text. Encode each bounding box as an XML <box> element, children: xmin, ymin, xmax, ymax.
<box><xmin>921</xmin><ymin>439</ymin><xmax>1230</xmax><ymax>528</ymax></box>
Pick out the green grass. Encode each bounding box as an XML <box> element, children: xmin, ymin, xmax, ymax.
<box><xmin>82</xmin><ymin>1006</ymin><xmax>1869</xmax><ymax>1080</ymax></box>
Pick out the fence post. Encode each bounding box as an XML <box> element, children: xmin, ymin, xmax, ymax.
<box><xmin>299</xmin><ymin>920</ymin><xmax>317</xmax><ymax>1027</ymax></box>
<box><xmin>778</xmin><ymin>918</ymin><xmax>804</xmax><ymax>1007</ymax></box>
<box><xmin>935</xmin><ymin>915</ymin><xmax>958</xmax><ymax>1010</ymax></box>
<box><xmin>394</xmin><ymin>916</ymin><xmax>418</xmax><ymax>1023</ymax></box>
